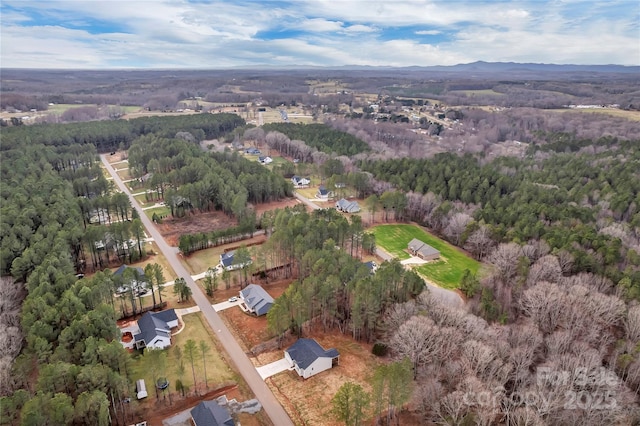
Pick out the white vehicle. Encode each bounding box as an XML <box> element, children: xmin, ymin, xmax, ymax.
<box><xmin>228</xmin><ymin>296</ymin><xmax>238</xmax><ymax>303</ymax></box>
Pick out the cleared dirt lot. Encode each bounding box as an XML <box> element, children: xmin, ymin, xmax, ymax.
<box><xmin>216</xmin><ymin>279</ymin><xmax>416</xmax><ymax>426</ymax></box>
<box><xmin>157</xmin><ymin>198</ymin><xmax>301</xmax><ymax>247</ymax></box>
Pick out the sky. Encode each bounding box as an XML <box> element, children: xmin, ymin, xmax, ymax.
<box><xmin>1</xmin><ymin>0</ymin><xmax>639</xmax><ymax>69</ymax></box>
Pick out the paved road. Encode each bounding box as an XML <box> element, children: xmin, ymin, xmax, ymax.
<box><xmin>376</xmin><ymin>247</ymin><xmax>464</xmax><ymax>309</ymax></box>
<box><xmin>101</xmin><ymin>155</ymin><xmax>293</xmax><ymax>426</ymax></box>
<box><xmin>295</xmin><ymin>191</ymin><xmax>464</xmax><ymax>309</ymax></box>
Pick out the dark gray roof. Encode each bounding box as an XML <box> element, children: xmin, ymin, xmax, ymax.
<box><xmin>153</xmin><ymin>309</ymin><xmax>177</xmax><ymax>324</ymax></box>
<box><xmin>363</xmin><ymin>261</ymin><xmax>377</xmax><ymax>273</ymax></box>
<box><xmin>408</xmin><ymin>238</ymin><xmax>440</xmax><ymax>257</ymax></box>
<box><xmin>190</xmin><ymin>400</ymin><xmax>234</xmax><ymax>426</ymax></box>
<box><xmin>220</xmin><ymin>251</ymin><xmax>235</xmax><ymax>268</ymax></box>
<box><xmin>133</xmin><ymin>311</ymin><xmax>174</xmax><ymax>346</ymax></box>
<box><xmin>286</xmin><ymin>338</ymin><xmax>339</xmax><ymax>370</ymax></box>
<box><xmin>240</xmin><ymin>284</ymin><xmax>274</xmax><ymax>316</ymax></box>
<box><xmin>113</xmin><ymin>264</ymin><xmax>145</xmax><ymax>277</ymax></box>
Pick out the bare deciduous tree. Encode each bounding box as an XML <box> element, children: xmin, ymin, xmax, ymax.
<box><xmin>464</xmin><ymin>225</ymin><xmax>496</xmax><ymax>260</ymax></box>
<box><xmin>526</xmin><ymin>255</ymin><xmax>562</xmax><ymax>287</ymax></box>
<box><xmin>487</xmin><ymin>243</ymin><xmax>523</xmax><ymax>281</ymax></box>
<box><xmin>444</xmin><ymin>212</ymin><xmax>473</xmax><ymax>246</ymax></box>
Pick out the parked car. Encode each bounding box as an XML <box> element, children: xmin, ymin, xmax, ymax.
<box><xmin>228</xmin><ymin>296</ymin><xmax>238</xmax><ymax>303</ymax></box>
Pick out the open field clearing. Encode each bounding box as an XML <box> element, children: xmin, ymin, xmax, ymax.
<box><xmin>179</xmin><ymin>234</ymin><xmax>267</xmax><ymax>276</ymax></box>
<box><xmin>548</xmin><ymin>107</ymin><xmax>640</xmax><ymax>121</ymax></box>
<box><xmin>371</xmin><ymin>224</ymin><xmax>480</xmax><ymax>289</ymax></box>
<box><xmin>144</xmin><ymin>206</ymin><xmax>171</xmax><ymax>221</ymax></box>
<box><xmin>264</xmin><ymin>331</ymin><xmax>384</xmax><ymax>426</ymax></box>
<box><xmin>450</xmin><ymin>89</ymin><xmax>506</xmax><ymax>96</ymax></box>
<box><xmin>220</xmin><ymin>289</ymin><xmax>388</xmax><ymax>426</ymax></box>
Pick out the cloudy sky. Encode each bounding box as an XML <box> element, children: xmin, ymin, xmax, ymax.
<box><xmin>1</xmin><ymin>0</ymin><xmax>638</xmax><ymax>69</ymax></box>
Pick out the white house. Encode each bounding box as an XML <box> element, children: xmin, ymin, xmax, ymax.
<box><xmin>239</xmin><ymin>284</ymin><xmax>274</xmax><ymax>316</ymax></box>
<box><xmin>291</xmin><ymin>176</ymin><xmax>310</xmax><ymax>188</ymax></box>
<box><xmin>113</xmin><ymin>264</ymin><xmax>146</xmax><ymax>294</ymax></box>
<box><xmin>258</xmin><ymin>156</ymin><xmax>273</xmax><ymax>164</ymax></box>
<box><xmin>316</xmin><ymin>185</ymin><xmax>331</xmax><ymax>200</ymax></box>
<box><xmin>220</xmin><ymin>250</ymin><xmax>252</xmax><ymax>271</ymax></box>
<box><xmin>133</xmin><ymin>309</ymin><xmax>178</xmax><ymax>350</ymax></box>
<box><xmin>285</xmin><ymin>338</ymin><xmax>339</xmax><ymax>379</ymax></box>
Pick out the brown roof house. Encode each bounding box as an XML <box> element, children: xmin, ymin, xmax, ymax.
<box><xmin>407</xmin><ymin>238</ymin><xmax>440</xmax><ymax>261</ymax></box>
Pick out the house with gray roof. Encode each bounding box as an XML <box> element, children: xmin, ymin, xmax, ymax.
<box><xmin>133</xmin><ymin>309</ymin><xmax>178</xmax><ymax>350</ymax></box>
<box><xmin>407</xmin><ymin>238</ymin><xmax>440</xmax><ymax>261</ymax></box>
<box><xmin>239</xmin><ymin>284</ymin><xmax>274</xmax><ymax>316</ymax></box>
<box><xmin>316</xmin><ymin>185</ymin><xmax>331</xmax><ymax>200</ymax></box>
<box><xmin>190</xmin><ymin>400</ymin><xmax>234</xmax><ymax>426</ymax></box>
<box><xmin>335</xmin><ymin>198</ymin><xmax>361</xmax><ymax>213</ymax></box>
<box><xmin>285</xmin><ymin>338</ymin><xmax>339</xmax><ymax>379</ymax></box>
<box><xmin>113</xmin><ymin>264</ymin><xmax>146</xmax><ymax>294</ymax></box>
<box><xmin>291</xmin><ymin>176</ymin><xmax>310</xmax><ymax>187</ymax></box>
<box><xmin>220</xmin><ymin>250</ymin><xmax>252</xmax><ymax>271</ymax></box>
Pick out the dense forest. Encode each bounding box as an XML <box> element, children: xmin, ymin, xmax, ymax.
<box><xmin>261</xmin><ymin>123</ymin><xmax>370</xmax><ymax>156</ymax></box>
<box><xmin>0</xmin><ymin>113</ymin><xmax>292</xmax><ymax>425</ymax></box>
<box><xmin>1</xmin><ymin>113</ymin><xmax>244</xmax><ymax>152</ymax></box>
<box><xmin>360</xmin><ymin>139</ymin><xmax>640</xmax><ymax>299</ymax></box>
<box><xmin>263</xmin><ymin>207</ymin><xmax>419</xmax><ymax>344</ymax></box>
<box><xmin>0</xmin><ymin>139</ymin><xmax>131</xmax><ymax>424</ymax></box>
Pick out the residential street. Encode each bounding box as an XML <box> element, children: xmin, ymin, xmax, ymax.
<box><xmin>101</xmin><ymin>155</ymin><xmax>293</xmax><ymax>426</ymax></box>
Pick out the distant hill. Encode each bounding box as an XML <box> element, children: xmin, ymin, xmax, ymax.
<box><xmin>420</xmin><ymin>61</ymin><xmax>639</xmax><ymax>74</ymax></box>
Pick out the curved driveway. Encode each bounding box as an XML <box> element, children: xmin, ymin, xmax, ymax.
<box><xmin>295</xmin><ymin>192</ymin><xmax>464</xmax><ymax>309</ymax></box>
<box><xmin>102</xmin><ymin>155</ymin><xmax>292</xmax><ymax>426</ymax></box>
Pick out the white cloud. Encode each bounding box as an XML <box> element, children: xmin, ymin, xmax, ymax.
<box><xmin>1</xmin><ymin>0</ymin><xmax>638</xmax><ymax>68</ymax></box>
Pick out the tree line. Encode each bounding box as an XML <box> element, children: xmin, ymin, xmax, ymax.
<box><xmin>262</xmin><ymin>123</ymin><xmax>370</xmax><ymax>156</ymax></box>
<box><xmin>1</xmin><ymin>112</ymin><xmax>245</xmax><ymax>153</ymax></box>
<box><xmin>0</xmin><ymin>139</ymin><xmax>133</xmax><ymax>425</ymax></box>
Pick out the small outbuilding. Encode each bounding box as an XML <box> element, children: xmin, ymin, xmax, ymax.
<box><xmin>136</xmin><ymin>379</ymin><xmax>148</xmax><ymax>400</ymax></box>
<box><xmin>407</xmin><ymin>238</ymin><xmax>440</xmax><ymax>261</ymax></box>
<box><xmin>285</xmin><ymin>338</ymin><xmax>339</xmax><ymax>379</ymax></box>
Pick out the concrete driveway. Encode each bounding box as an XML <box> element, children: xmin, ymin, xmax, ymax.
<box><xmin>256</xmin><ymin>358</ymin><xmax>292</xmax><ymax>380</ymax></box>
<box><xmin>212</xmin><ymin>299</ymin><xmax>242</xmax><ymax>312</ymax></box>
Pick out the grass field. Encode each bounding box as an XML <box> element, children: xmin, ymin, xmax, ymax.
<box><xmin>450</xmin><ymin>89</ymin><xmax>505</xmax><ymax>96</ymax></box>
<box><xmin>127</xmin><ymin>312</ymin><xmax>237</xmax><ymax>399</ymax></box>
<box><xmin>46</xmin><ymin>103</ymin><xmax>140</xmax><ymax>114</ymax></box>
<box><xmin>547</xmin><ymin>108</ymin><xmax>640</xmax><ymax>121</ymax></box>
<box><xmin>371</xmin><ymin>224</ymin><xmax>480</xmax><ymax>289</ymax></box>
<box><xmin>180</xmin><ymin>245</ymin><xmax>225</xmax><ymax>275</ymax></box>
<box><xmin>143</xmin><ymin>206</ymin><xmax>171</xmax><ymax>220</ymax></box>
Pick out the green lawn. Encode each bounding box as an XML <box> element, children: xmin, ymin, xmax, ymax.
<box><xmin>450</xmin><ymin>89</ymin><xmax>505</xmax><ymax>96</ymax></box>
<box><xmin>46</xmin><ymin>103</ymin><xmax>140</xmax><ymax>114</ymax></box>
<box><xmin>127</xmin><ymin>312</ymin><xmax>236</xmax><ymax>399</ymax></box>
<box><xmin>180</xmin><ymin>246</ymin><xmax>225</xmax><ymax>276</ymax></box>
<box><xmin>143</xmin><ymin>206</ymin><xmax>170</xmax><ymax>220</ymax></box>
<box><xmin>371</xmin><ymin>224</ymin><xmax>480</xmax><ymax>289</ymax></box>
